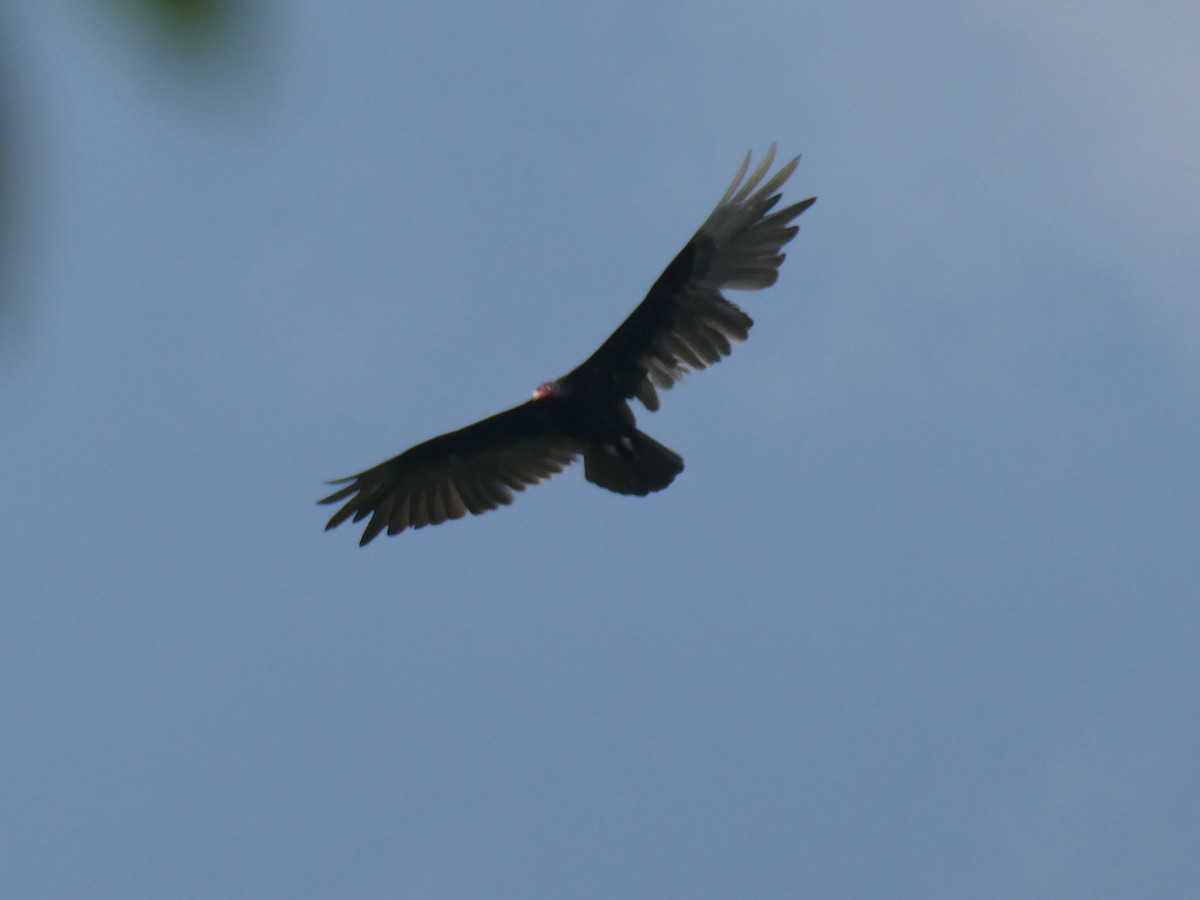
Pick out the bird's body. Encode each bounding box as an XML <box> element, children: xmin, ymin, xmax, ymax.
<box><xmin>321</xmin><ymin>147</ymin><xmax>815</xmax><ymax>544</ymax></box>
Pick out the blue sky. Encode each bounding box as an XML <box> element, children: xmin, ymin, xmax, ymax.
<box><xmin>3</xmin><ymin>2</ymin><xmax>1199</xmax><ymax>897</ymax></box>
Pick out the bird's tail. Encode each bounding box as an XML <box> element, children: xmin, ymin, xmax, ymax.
<box><xmin>583</xmin><ymin>430</ymin><xmax>684</xmax><ymax>496</ymax></box>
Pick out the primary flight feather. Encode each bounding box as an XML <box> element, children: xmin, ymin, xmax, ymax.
<box><xmin>321</xmin><ymin>146</ymin><xmax>816</xmax><ymax>544</ymax></box>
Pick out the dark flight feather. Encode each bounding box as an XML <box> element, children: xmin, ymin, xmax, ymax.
<box><xmin>321</xmin><ymin>146</ymin><xmax>815</xmax><ymax>543</ymax></box>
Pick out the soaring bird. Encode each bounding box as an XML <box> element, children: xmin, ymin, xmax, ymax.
<box><xmin>321</xmin><ymin>147</ymin><xmax>815</xmax><ymax>544</ymax></box>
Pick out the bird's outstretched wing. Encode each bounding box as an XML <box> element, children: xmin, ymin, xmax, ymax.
<box><xmin>564</xmin><ymin>146</ymin><xmax>815</xmax><ymax>410</ymax></box>
<box><xmin>322</xmin><ymin>147</ymin><xmax>815</xmax><ymax>544</ymax></box>
<box><xmin>320</xmin><ymin>402</ymin><xmax>581</xmax><ymax>545</ymax></box>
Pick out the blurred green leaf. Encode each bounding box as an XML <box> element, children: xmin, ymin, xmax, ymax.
<box><xmin>127</xmin><ymin>0</ymin><xmax>232</xmax><ymax>30</ymax></box>
<box><xmin>112</xmin><ymin>0</ymin><xmax>248</xmax><ymax>52</ymax></box>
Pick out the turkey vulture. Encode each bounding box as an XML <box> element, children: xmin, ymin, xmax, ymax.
<box><xmin>321</xmin><ymin>146</ymin><xmax>815</xmax><ymax>544</ymax></box>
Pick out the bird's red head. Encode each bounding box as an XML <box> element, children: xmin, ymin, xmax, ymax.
<box><xmin>531</xmin><ymin>381</ymin><xmax>561</xmax><ymax>401</ymax></box>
